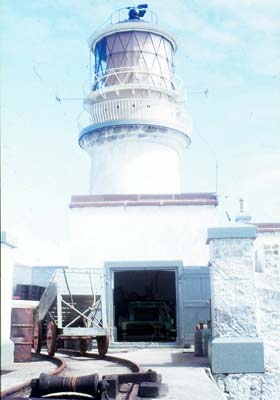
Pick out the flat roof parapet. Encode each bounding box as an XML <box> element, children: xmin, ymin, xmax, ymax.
<box><xmin>253</xmin><ymin>223</ymin><xmax>280</xmax><ymax>233</ymax></box>
<box><xmin>70</xmin><ymin>193</ymin><xmax>218</xmax><ymax>208</ymax></box>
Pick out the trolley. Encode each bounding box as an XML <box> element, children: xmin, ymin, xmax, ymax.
<box><xmin>33</xmin><ymin>268</ymin><xmax>109</xmax><ymax>356</ymax></box>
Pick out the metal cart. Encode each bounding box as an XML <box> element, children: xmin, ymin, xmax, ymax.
<box><xmin>33</xmin><ymin>268</ymin><xmax>109</xmax><ymax>356</ymax></box>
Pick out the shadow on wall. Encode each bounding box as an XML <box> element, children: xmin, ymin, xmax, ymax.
<box><xmin>12</xmin><ymin>264</ymin><xmax>68</xmax><ymax>299</ymax></box>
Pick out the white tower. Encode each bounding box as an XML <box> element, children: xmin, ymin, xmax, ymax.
<box><xmin>70</xmin><ymin>7</ymin><xmax>219</xmax><ymax>347</ymax></box>
<box><xmin>80</xmin><ymin>5</ymin><xmax>192</xmax><ymax>194</ymax></box>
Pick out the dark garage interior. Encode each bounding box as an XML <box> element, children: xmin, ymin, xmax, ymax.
<box><xmin>113</xmin><ymin>269</ymin><xmax>177</xmax><ymax>342</ymax></box>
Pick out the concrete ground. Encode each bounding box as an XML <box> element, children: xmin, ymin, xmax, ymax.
<box><xmin>0</xmin><ymin>354</ymin><xmax>58</xmax><ymax>394</ymax></box>
<box><xmin>1</xmin><ymin>348</ymin><xmax>225</xmax><ymax>399</ymax></box>
<box><xmin>111</xmin><ymin>348</ymin><xmax>225</xmax><ymax>399</ymax></box>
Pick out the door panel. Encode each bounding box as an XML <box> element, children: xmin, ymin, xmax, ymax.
<box><xmin>180</xmin><ymin>267</ymin><xmax>211</xmax><ymax>345</ymax></box>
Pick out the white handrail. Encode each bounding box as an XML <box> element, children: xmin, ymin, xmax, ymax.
<box><xmin>90</xmin><ymin>66</ymin><xmax>187</xmax><ymax>98</ymax></box>
<box><xmin>82</xmin><ymin>97</ymin><xmax>191</xmax><ymax>130</ymax></box>
<box><xmin>90</xmin><ymin>66</ymin><xmax>186</xmax><ymax>97</ymax></box>
<box><xmin>109</xmin><ymin>8</ymin><xmax>158</xmax><ymax>25</ymax></box>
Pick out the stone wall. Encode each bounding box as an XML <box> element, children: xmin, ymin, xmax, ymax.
<box><xmin>214</xmin><ymin>373</ymin><xmax>280</xmax><ymax>400</ymax></box>
<box><xmin>209</xmin><ymin>237</ymin><xmax>257</xmax><ymax>339</ymax></box>
<box><xmin>212</xmin><ymin>231</ymin><xmax>280</xmax><ymax>400</ymax></box>
<box><xmin>256</xmin><ymin>232</ymin><xmax>280</xmax><ymax>373</ymax></box>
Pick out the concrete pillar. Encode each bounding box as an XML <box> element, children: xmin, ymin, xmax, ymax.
<box><xmin>1</xmin><ymin>231</ymin><xmax>17</xmax><ymax>370</ymax></box>
<box><xmin>207</xmin><ymin>224</ymin><xmax>264</xmax><ymax>373</ymax></box>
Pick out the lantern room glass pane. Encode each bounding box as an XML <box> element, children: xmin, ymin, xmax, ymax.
<box><xmin>93</xmin><ymin>31</ymin><xmax>175</xmax><ymax>90</ymax></box>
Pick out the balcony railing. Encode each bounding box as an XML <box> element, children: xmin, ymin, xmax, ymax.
<box><xmin>91</xmin><ymin>66</ymin><xmax>186</xmax><ymax>97</ymax></box>
<box><xmin>83</xmin><ymin>97</ymin><xmax>191</xmax><ymax>133</ymax></box>
<box><xmin>92</xmin><ymin>8</ymin><xmax>159</xmax><ymax>37</ymax></box>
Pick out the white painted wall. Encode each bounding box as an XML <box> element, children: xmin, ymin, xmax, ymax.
<box><xmin>69</xmin><ymin>204</ymin><xmax>221</xmax><ymax>268</ymax></box>
<box><xmin>12</xmin><ymin>264</ymin><xmax>32</xmax><ymax>294</ymax></box>
<box><xmin>87</xmin><ymin>138</ymin><xmax>183</xmax><ymax>194</ymax></box>
<box><xmin>1</xmin><ymin>232</ymin><xmax>17</xmax><ymax>369</ymax></box>
<box><xmin>31</xmin><ymin>266</ymin><xmax>65</xmax><ymax>288</ymax></box>
<box><xmin>12</xmin><ymin>265</ymin><xmax>67</xmax><ymax>296</ymax></box>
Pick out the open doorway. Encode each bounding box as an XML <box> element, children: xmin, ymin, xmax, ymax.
<box><xmin>113</xmin><ymin>269</ymin><xmax>177</xmax><ymax>342</ymax></box>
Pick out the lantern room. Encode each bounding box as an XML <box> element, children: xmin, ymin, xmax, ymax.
<box><xmin>92</xmin><ymin>26</ymin><xmax>176</xmax><ymax>91</ymax></box>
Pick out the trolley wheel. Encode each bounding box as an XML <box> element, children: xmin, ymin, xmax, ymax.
<box><xmin>80</xmin><ymin>339</ymin><xmax>89</xmax><ymax>356</ymax></box>
<box><xmin>46</xmin><ymin>321</ymin><xmax>57</xmax><ymax>356</ymax></box>
<box><xmin>96</xmin><ymin>331</ymin><xmax>109</xmax><ymax>357</ymax></box>
<box><xmin>33</xmin><ymin>321</ymin><xmax>42</xmax><ymax>354</ymax></box>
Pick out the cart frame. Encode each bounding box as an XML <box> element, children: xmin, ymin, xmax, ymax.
<box><xmin>33</xmin><ymin>268</ymin><xmax>109</xmax><ymax>356</ymax></box>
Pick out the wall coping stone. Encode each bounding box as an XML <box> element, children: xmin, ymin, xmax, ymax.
<box><xmin>70</xmin><ymin>192</ymin><xmax>218</xmax><ymax>208</ymax></box>
<box><xmin>253</xmin><ymin>222</ymin><xmax>280</xmax><ymax>233</ymax></box>
<box><xmin>206</xmin><ymin>223</ymin><xmax>257</xmax><ymax>244</ymax></box>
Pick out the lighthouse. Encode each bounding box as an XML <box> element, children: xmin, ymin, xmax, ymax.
<box><xmin>70</xmin><ymin>6</ymin><xmax>219</xmax><ymax>346</ymax></box>
<box><xmin>79</xmin><ymin>5</ymin><xmax>191</xmax><ymax>194</ymax></box>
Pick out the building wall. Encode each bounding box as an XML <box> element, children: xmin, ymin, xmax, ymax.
<box><xmin>69</xmin><ymin>202</ymin><xmax>219</xmax><ymax>345</ymax></box>
<box><xmin>12</xmin><ymin>265</ymin><xmax>67</xmax><ymax>295</ymax></box>
<box><xmin>213</xmin><ymin>231</ymin><xmax>280</xmax><ymax>399</ymax></box>
<box><xmin>12</xmin><ymin>264</ymin><xmax>32</xmax><ymax>294</ymax></box>
<box><xmin>255</xmin><ymin>232</ymin><xmax>280</xmax><ymax>373</ymax></box>
<box><xmin>88</xmin><ymin>137</ymin><xmax>183</xmax><ymax>194</ymax></box>
<box><xmin>31</xmin><ymin>266</ymin><xmax>66</xmax><ymax>288</ymax></box>
<box><xmin>69</xmin><ymin>204</ymin><xmax>221</xmax><ymax>268</ymax></box>
<box><xmin>1</xmin><ymin>232</ymin><xmax>17</xmax><ymax>369</ymax></box>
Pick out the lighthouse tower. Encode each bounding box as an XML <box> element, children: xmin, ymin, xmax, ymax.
<box><xmin>70</xmin><ymin>6</ymin><xmax>219</xmax><ymax>347</ymax></box>
<box><xmin>79</xmin><ymin>5</ymin><xmax>191</xmax><ymax>194</ymax></box>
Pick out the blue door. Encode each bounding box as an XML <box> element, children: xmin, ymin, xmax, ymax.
<box><xmin>180</xmin><ymin>267</ymin><xmax>211</xmax><ymax>346</ymax></box>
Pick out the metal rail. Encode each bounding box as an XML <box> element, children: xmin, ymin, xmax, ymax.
<box><xmin>92</xmin><ymin>67</ymin><xmax>176</xmax><ymax>92</ymax></box>
<box><xmin>1</xmin><ymin>350</ymin><xmax>143</xmax><ymax>400</ymax></box>
<box><xmin>58</xmin><ymin>348</ymin><xmax>142</xmax><ymax>373</ymax></box>
<box><xmin>91</xmin><ymin>8</ymin><xmax>159</xmax><ymax>38</ymax></box>
<box><xmin>0</xmin><ymin>353</ymin><xmax>66</xmax><ymax>398</ymax></box>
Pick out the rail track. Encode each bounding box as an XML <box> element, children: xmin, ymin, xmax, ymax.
<box><xmin>1</xmin><ymin>349</ymin><xmax>159</xmax><ymax>400</ymax></box>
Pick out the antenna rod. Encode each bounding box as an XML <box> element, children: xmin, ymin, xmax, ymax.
<box><xmin>240</xmin><ymin>197</ymin><xmax>244</xmax><ymax>213</ymax></box>
<box><xmin>215</xmin><ymin>160</ymin><xmax>218</xmax><ymax>194</ymax></box>
<box><xmin>226</xmin><ymin>211</ymin><xmax>231</xmax><ymax>222</ymax></box>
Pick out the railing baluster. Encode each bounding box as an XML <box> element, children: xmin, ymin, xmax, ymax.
<box><xmin>89</xmin><ymin>93</ymin><xmax>190</xmax><ymax>131</ymax></box>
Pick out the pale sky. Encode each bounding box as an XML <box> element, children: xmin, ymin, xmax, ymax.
<box><xmin>1</xmin><ymin>0</ymin><xmax>280</xmax><ymax>264</ymax></box>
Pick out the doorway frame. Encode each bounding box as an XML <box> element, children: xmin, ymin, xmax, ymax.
<box><xmin>105</xmin><ymin>260</ymin><xmax>183</xmax><ymax>346</ymax></box>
